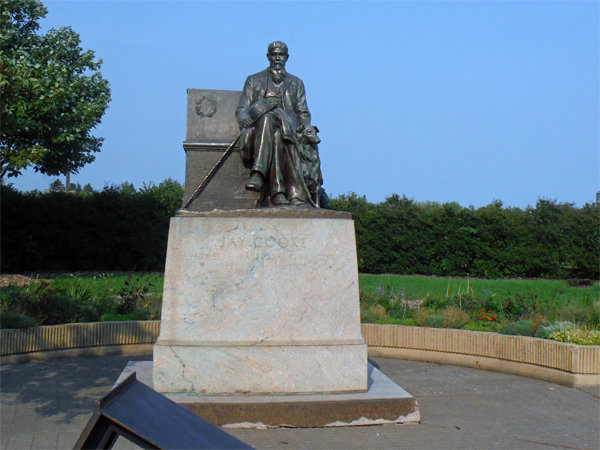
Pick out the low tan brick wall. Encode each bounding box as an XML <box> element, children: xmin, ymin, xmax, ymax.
<box><xmin>1</xmin><ymin>322</ymin><xmax>598</xmax><ymax>376</ymax></box>
<box><xmin>0</xmin><ymin>321</ymin><xmax>160</xmax><ymax>356</ymax></box>
<box><xmin>361</xmin><ymin>324</ymin><xmax>600</xmax><ymax>375</ymax></box>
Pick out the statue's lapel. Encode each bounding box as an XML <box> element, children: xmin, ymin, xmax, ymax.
<box><xmin>259</xmin><ymin>70</ymin><xmax>268</xmax><ymax>93</ymax></box>
<box><xmin>282</xmin><ymin>75</ymin><xmax>292</xmax><ymax>96</ymax></box>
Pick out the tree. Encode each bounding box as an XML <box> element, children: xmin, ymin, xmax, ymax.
<box><xmin>48</xmin><ymin>178</ymin><xmax>64</xmax><ymax>191</ymax></box>
<box><xmin>0</xmin><ymin>0</ymin><xmax>111</xmax><ymax>179</ymax></box>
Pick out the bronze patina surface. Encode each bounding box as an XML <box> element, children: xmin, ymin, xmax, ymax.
<box><xmin>236</xmin><ymin>41</ymin><xmax>324</xmax><ymax>208</ymax></box>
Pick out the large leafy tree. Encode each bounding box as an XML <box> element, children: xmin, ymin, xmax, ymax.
<box><xmin>0</xmin><ymin>0</ymin><xmax>111</xmax><ymax>179</ymax></box>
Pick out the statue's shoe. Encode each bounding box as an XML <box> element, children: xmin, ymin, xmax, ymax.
<box><xmin>271</xmin><ymin>193</ymin><xmax>290</xmax><ymax>205</ymax></box>
<box><xmin>290</xmin><ymin>197</ymin><xmax>306</xmax><ymax>206</ymax></box>
<box><xmin>245</xmin><ymin>172</ymin><xmax>263</xmax><ymax>192</ymax></box>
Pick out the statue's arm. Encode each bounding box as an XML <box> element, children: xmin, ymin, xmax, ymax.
<box><xmin>236</xmin><ymin>77</ymin><xmax>254</xmax><ymax>128</ymax></box>
<box><xmin>296</xmin><ymin>80</ymin><xmax>311</xmax><ymax>127</ymax></box>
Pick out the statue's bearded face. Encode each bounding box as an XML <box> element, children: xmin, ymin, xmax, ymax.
<box><xmin>267</xmin><ymin>48</ymin><xmax>288</xmax><ymax>71</ymax></box>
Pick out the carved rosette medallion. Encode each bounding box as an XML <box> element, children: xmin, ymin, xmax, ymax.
<box><xmin>195</xmin><ymin>95</ymin><xmax>217</xmax><ymax>118</ymax></box>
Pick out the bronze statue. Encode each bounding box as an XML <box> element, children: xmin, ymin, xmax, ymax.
<box><xmin>236</xmin><ymin>42</ymin><xmax>323</xmax><ymax>207</ymax></box>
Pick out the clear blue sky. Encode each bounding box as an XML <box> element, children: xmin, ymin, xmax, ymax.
<box><xmin>11</xmin><ymin>1</ymin><xmax>600</xmax><ymax>208</ymax></box>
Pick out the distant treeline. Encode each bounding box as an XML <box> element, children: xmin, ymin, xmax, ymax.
<box><xmin>2</xmin><ymin>183</ymin><xmax>598</xmax><ymax>279</ymax></box>
<box><xmin>1</xmin><ymin>180</ymin><xmax>183</xmax><ymax>273</ymax></box>
<box><xmin>329</xmin><ymin>193</ymin><xmax>599</xmax><ymax>279</ymax></box>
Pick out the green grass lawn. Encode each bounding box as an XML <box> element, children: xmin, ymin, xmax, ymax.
<box><xmin>359</xmin><ymin>274</ymin><xmax>599</xmax><ymax>305</ymax></box>
<box><xmin>3</xmin><ymin>271</ymin><xmax>599</xmax><ymax>343</ymax></box>
<box><xmin>48</xmin><ymin>272</ymin><xmax>165</xmax><ymax>298</ymax></box>
<box><xmin>49</xmin><ymin>273</ymin><xmax>599</xmax><ymax>305</ymax></box>
<box><xmin>359</xmin><ymin>274</ymin><xmax>600</xmax><ymax>331</ymax></box>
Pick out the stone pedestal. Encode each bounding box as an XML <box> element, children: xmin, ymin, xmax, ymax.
<box><xmin>120</xmin><ymin>361</ymin><xmax>420</xmax><ymax>428</ymax></box>
<box><xmin>153</xmin><ymin>208</ymin><xmax>368</xmax><ymax>395</ymax></box>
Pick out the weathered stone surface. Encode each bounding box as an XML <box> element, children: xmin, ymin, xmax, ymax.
<box><xmin>154</xmin><ymin>345</ymin><xmax>368</xmax><ymax>395</ymax></box>
<box><xmin>185</xmin><ymin>89</ymin><xmax>240</xmax><ymax>144</ymax></box>
<box><xmin>156</xmin><ymin>216</ymin><xmax>363</xmax><ymax>346</ymax></box>
<box><xmin>121</xmin><ymin>361</ymin><xmax>420</xmax><ymax>428</ymax></box>
<box><xmin>153</xmin><ymin>214</ymin><xmax>368</xmax><ymax>395</ymax></box>
<box><xmin>183</xmin><ymin>89</ymin><xmax>261</xmax><ymax>211</ymax></box>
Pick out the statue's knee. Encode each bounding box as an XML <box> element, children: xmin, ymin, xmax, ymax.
<box><xmin>260</xmin><ymin>112</ymin><xmax>278</xmax><ymax>125</ymax></box>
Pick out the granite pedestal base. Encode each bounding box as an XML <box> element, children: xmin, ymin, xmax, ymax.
<box><xmin>154</xmin><ymin>210</ymin><xmax>369</xmax><ymax>395</ymax></box>
<box><xmin>154</xmin><ymin>344</ymin><xmax>368</xmax><ymax>395</ymax></box>
<box><xmin>119</xmin><ymin>361</ymin><xmax>420</xmax><ymax>428</ymax></box>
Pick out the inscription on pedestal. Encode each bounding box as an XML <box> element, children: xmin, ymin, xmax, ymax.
<box><xmin>154</xmin><ymin>214</ymin><xmax>368</xmax><ymax>395</ymax></box>
<box><xmin>218</xmin><ymin>234</ymin><xmax>308</xmax><ymax>250</ymax></box>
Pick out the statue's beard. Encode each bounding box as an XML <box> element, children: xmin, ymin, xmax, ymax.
<box><xmin>270</xmin><ymin>68</ymin><xmax>286</xmax><ymax>83</ymax></box>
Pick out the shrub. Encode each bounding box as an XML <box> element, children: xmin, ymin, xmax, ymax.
<box><xmin>369</xmin><ymin>304</ymin><xmax>389</xmax><ymax>320</ymax></box>
<box><xmin>441</xmin><ymin>306</ymin><xmax>471</xmax><ymax>329</ymax></box>
<box><xmin>113</xmin><ymin>272</ymin><xmax>152</xmax><ymax>315</ymax></box>
<box><xmin>100</xmin><ymin>311</ymin><xmax>150</xmax><ymax>322</ymax></box>
<box><xmin>0</xmin><ymin>275</ymin><xmax>161</xmax><ymax>326</ymax></box>
<box><xmin>397</xmin><ymin>318</ymin><xmax>417</xmax><ymax>327</ymax></box>
<box><xmin>535</xmin><ymin>321</ymin><xmax>575</xmax><ymax>339</ymax></box>
<box><xmin>462</xmin><ymin>321</ymin><xmax>495</xmax><ymax>332</ymax></box>
<box><xmin>0</xmin><ymin>311</ymin><xmax>37</xmax><ymax>329</ymax></box>
<box><xmin>415</xmin><ymin>308</ymin><xmax>431</xmax><ymax>327</ymax></box>
<box><xmin>425</xmin><ymin>314</ymin><xmax>446</xmax><ymax>328</ymax></box>
<box><xmin>2</xmin><ymin>281</ymin><xmax>106</xmax><ymax>325</ymax></box>
<box><xmin>548</xmin><ymin>326</ymin><xmax>600</xmax><ymax>346</ymax></box>
<box><xmin>555</xmin><ymin>302</ymin><xmax>598</xmax><ymax>324</ymax></box>
<box><xmin>498</xmin><ymin>320</ymin><xmax>534</xmax><ymax>336</ymax></box>
<box><xmin>415</xmin><ymin>306</ymin><xmax>470</xmax><ymax>329</ymax></box>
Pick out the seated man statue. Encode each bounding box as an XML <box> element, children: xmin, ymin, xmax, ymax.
<box><xmin>236</xmin><ymin>41</ymin><xmax>317</xmax><ymax>207</ymax></box>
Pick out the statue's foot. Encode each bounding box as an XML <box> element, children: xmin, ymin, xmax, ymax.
<box><xmin>271</xmin><ymin>193</ymin><xmax>290</xmax><ymax>206</ymax></box>
<box><xmin>290</xmin><ymin>197</ymin><xmax>306</xmax><ymax>206</ymax></box>
<box><xmin>246</xmin><ymin>172</ymin><xmax>263</xmax><ymax>192</ymax></box>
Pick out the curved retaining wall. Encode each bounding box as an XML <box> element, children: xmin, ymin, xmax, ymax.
<box><xmin>0</xmin><ymin>321</ymin><xmax>160</xmax><ymax>355</ymax></box>
<box><xmin>361</xmin><ymin>324</ymin><xmax>599</xmax><ymax>375</ymax></box>
<box><xmin>1</xmin><ymin>322</ymin><xmax>598</xmax><ymax>385</ymax></box>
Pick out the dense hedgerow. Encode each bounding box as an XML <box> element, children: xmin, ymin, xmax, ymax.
<box><xmin>330</xmin><ymin>193</ymin><xmax>599</xmax><ymax>279</ymax></box>
<box><xmin>2</xmin><ymin>185</ymin><xmax>597</xmax><ymax>279</ymax></box>
<box><xmin>1</xmin><ymin>179</ymin><xmax>183</xmax><ymax>272</ymax></box>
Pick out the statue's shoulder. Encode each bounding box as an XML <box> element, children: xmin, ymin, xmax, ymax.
<box><xmin>285</xmin><ymin>72</ymin><xmax>303</xmax><ymax>84</ymax></box>
<box><xmin>246</xmin><ymin>69</ymin><xmax>268</xmax><ymax>83</ymax></box>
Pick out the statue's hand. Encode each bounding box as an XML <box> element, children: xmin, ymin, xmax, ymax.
<box><xmin>239</xmin><ymin>113</ymin><xmax>253</xmax><ymax>129</ymax></box>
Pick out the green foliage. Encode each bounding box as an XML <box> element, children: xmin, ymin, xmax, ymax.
<box><xmin>359</xmin><ymin>275</ymin><xmax>598</xmax><ymax>342</ymax></box>
<box><xmin>535</xmin><ymin>321</ymin><xmax>575</xmax><ymax>339</ymax></box>
<box><xmin>0</xmin><ymin>311</ymin><xmax>37</xmax><ymax>329</ymax></box>
<box><xmin>0</xmin><ymin>0</ymin><xmax>111</xmax><ymax>178</ymax></box>
<box><xmin>48</xmin><ymin>178</ymin><xmax>64</xmax><ymax>191</ymax></box>
<box><xmin>424</xmin><ymin>314</ymin><xmax>445</xmax><ymax>328</ymax></box>
<box><xmin>415</xmin><ymin>306</ymin><xmax>471</xmax><ymax>329</ymax></box>
<box><xmin>361</xmin><ymin>274</ymin><xmax>599</xmax><ymax>328</ymax></box>
<box><xmin>0</xmin><ymin>274</ymin><xmax>162</xmax><ymax>328</ymax></box>
<box><xmin>331</xmin><ymin>195</ymin><xmax>599</xmax><ymax>280</ymax></box>
<box><xmin>1</xmin><ymin>179</ymin><xmax>183</xmax><ymax>272</ymax></box>
<box><xmin>0</xmin><ymin>280</ymin><xmax>107</xmax><ymax>326</ymax></box>
<box><xmin>100</xmin><ymin>311</ymin><xmax>149</xmax><ymax>322</ymax></box>
<box><xmin>462</xmin><ymin>321</ymin><xmax>496</xmax><ymax>332</ymax></box>
<box><xmin>548</xmin><ymin>326</ymin><xmax>600</xmax><ymax>346</ymax></box>
<box><xmin>498</xmin><ymin>320</ymin><xmax>534</xmax><ymax>336</ymax></box>
<box><xmin>113</xmin><ymin>272</ymin><xmax>153</xmax><ymax>316</ymax></box>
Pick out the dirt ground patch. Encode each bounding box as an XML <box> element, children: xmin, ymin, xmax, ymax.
<box><xmin>0</xmin><ymin>274</ymin><xmax>38</xmax><ymax>288</ymax></box>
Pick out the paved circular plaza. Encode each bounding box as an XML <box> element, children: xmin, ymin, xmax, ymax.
<box><xmin>1</xmin><ymin>354</ymin><xmax>598</xmax><ymax>449</ymax></box>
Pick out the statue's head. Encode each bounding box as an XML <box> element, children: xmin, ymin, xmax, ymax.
<box><xmin>267</xmin><ymin>41</ymin><xmax>289</xmax><ymax>70</ymax></box>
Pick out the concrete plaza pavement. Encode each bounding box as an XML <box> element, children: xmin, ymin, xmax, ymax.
<box><xmin>1</xmin><ymin>353</ymin><xmax>598</xmax><ymax>450</ymax></box>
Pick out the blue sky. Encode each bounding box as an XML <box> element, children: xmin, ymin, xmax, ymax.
<box><xmin>10</xmin><ymin>1</ymin><xmax>600</xmax><ymax>208</ymax></box>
